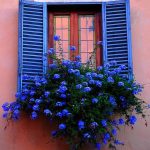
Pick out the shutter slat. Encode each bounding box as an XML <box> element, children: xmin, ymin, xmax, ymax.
<box><xmin>23</xmin><ymin>23</ymin><xmax>43</xmax><ymax>28</ymax></box>
<box><xmin>23</xmin><ymin>16</ymin><xmax>43</xmax><ymax>21</ymax></box>
<box><xmin>23</xmin><ymin>47</ymin><xmax>43</xmax><ymax>51</ymax></box>
<box><xmin>23</xmin><ymin>60</ymin><xmax>43</xmax><ymax>65</ymax></box>
<box><xmin>23</xmin><ymin>26</ymin><xmax>43</xmax><ymax>31</ymax></box>
<box><xmin>23</xmin><ymin>33</ymin><xmax>43</xmax><ymax>38</ymax></box>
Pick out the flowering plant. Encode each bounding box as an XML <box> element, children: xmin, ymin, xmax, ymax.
<box><xmin>2</xmin><ymin>35</ymin><xmax>149</xmax><ymax>150</ymax></box>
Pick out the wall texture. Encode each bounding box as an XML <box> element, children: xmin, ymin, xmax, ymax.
<box><xmin>0</xmin><ymin>0</ymin><xmax>150</xmax><ymax>150</ymax></box>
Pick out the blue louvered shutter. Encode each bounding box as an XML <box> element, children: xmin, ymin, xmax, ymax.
<box><xmin>102</xmin><ymin>0</ymin><xmax>132</xmax><ymax>78</ymax></box>
<box><xmin>18</xmin><ymin>0</ymin><xmax>47</xmax><ymax>91</ymax></box>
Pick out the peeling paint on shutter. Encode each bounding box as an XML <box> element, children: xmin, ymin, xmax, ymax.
<box><xmin>18</xmin><ymin>0</ymin><xmax>47</xmax><ymax>91</ymax></box>
<box><xmin>102</xmin><ymin>0</ymin><xmax>132</xmax><ymax>78</ymax></box>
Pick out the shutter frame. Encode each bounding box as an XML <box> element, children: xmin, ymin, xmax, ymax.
<box><xmin>102</xmin><ymin>0</ymin><xmax>133</xmax><ymax>79</ymax></box>
<box><xmin>18</xmin><ymin>0</ymin><xmax>47</xmax><ymax>92</ymax></box>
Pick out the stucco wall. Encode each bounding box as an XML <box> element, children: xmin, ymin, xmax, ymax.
<box><xmin>0</xmin><ymin>0</ymin><xmax>150</xmax><ymax>150</ymax></box>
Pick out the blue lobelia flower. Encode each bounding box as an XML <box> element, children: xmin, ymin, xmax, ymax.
<box><xmin>13</xmin><ymin>109</ymin><xmax>20</xmax><ymax>118</ymax></box>
<box><xmin>31</xmin><ymin>111</ymin><xmax>38</xmax><ymax>120</ymax></box>
<box><xmin>53</xmin><ymin>35</ymin><xmax>60</xmax><ymax>41</ymax></box>
<box><xmin>119</xmin><ymin>64</ymin><xmax>127</xmax><ymax>70</ymax></box>
<box><xmin>75</xmin><ymin>55</ymin><xmax>81</xmax><ymax>61</ymax></box>
<box><xmin>112</xmin><ymin>128</ymin><xmax>117</xmax><ymax>136</ymax></box>
<box><xmin>89</xmin><ymin>80</ymin><xmax>95</xmax><ymax>85</ymax></box>
<box><xmin>101</xmin><ymin>119</ymin><xmax>107</xmax><ymax>127</ymax></box>
<box><xmin>60</xmin><ymin>94</ymin><xmax>67</xmax><ymax>99</ymax></box>
<box><xmin>62</xmin><ymin>60</ymin><xmax>71</xmax><ymax>67</ymax></box>
<box><xmin>59</xmin><ymin>123</ymin><xmax>66</xmax><ymax>130</ymax></box>
<box><xmin>107</xmin><ymin>76</ymin><xmax>114</xmax><ymax>83</ymax></box>
<box><xmin>44</xmin><ymin>109</ymin><xmax>52</xmax><ymax>116</ymax></box>
<box><xmin>74</xmin><ymin>69</ymin><xmax>80</xmax><ymax>76</ymax></box>
<box><xmin>61</xmin><ymin>81</ymin><xmax>67</xmax><ymax>86</ymax></box>
<box><xmin>30</xmin><ymin>90</ymin><xmax>35</xmax><ymax>96</ymax></box>
<box><xmin>29</xmin><ymin>98</ymin><xmax>35</xmax><ymax>103</ymax></box>
<box><xmin>13</xmin><ymin>103</ymin><xmax>21</xmax><ymax>110</ymax></box>
<box><xmin>129</xmin><ymin>115</ymin><xmax>137</xmax><ymax>125</ymax></box>
<box><xmin>62</xmin><ymin>109</ymin><xmax>69</xmax><ymax>116</ymax></box>
<box><xmin>78</xmin><ymin>120</ymin><xmax>85</xmax><ymax>130</ymax></box>
<box><xmin>91</xmin><ymin>122</ymin><xmax>98</xmax><ymax>128</ymax></box>
<box><xmin>15</xmin><ymin>92</ymin><xmax>20</xmax><ymax>98</ymax></box>
<box><xmin>74</xmin><ymin>61</ymin><xmax>81</xmax><ymax>68</ymax></box>
<box><xmin>109</xmin><ymin>96</ymin><xmax>117</xmax><ymax>106</ymax></box>
<box><xmin>114</xmin><ymin>67</ymin><xmax>122</xmax><ymax>74</ymax></box>
<box><xmin>22</xmin><ymin>74</ymin><xmax>30</xmax><ymax>80</ymax></box>
<box><xmin>68</xmin><ymin>69</ymin><xmax>74</xmax><ymax>74</ymax></box>
<box><xmin>111</xmin><ymin>119</ymin><xmax>118</xmax><ymax>126</ymax></box>
<box><xmin>86</xmin><ymin>72</ymin><xmax>92</xmax><ymax>79</ymax></box>
<box><xmin>97</xmin><ymin>66</ymin><xmax>103</xmax><ymax>71</ymax></box>
<box><xmin>119</xmin><ymin>118</ymin><xmax>125</xmax><ymax>125</ymax></box>
<box><xmin>118</xmin><ymin>81</ymin><xmax>124</xmax><ymax>87</ymax></box>
<box><xmin>48</xmin><ymin>48</ymin><xmax>55</xmax><ymax>55</ymax></box>
<box><xmin>35</xmin><ymin>82</ymin><xmax>41</xmax><ymax>87</ymax></box>
<box><xmin>56</xmin><ymin>112</ymin><xmax>63</xmax><ymax>118</ymax></box>
<box><xmin>49</xmin><ymin>63</ymin><xmax>57</xmax><ymax>70</ymax></box>
<box><xmin>70</xmin><ymin>46</ymin><xmax>76</xmax><ymax>51</ymax></box>
<box><xmin>92</xmin><ymin>98</ymin><xmax>99</xmax><ymax>104</ymax></box>
<box><xmin>54</xmin><ymin>74</ymin><xmax>60</xmax><ymax>79</ymax></box>
<box><xmin>2</xmin><ymin>102</ymin><xmax>10</xmax><ymax>111</ymax></box>
<box><xmin>44</xmin><ymin>91</ymin><xmax>50</xmax><ymax>98</ymax></box>
<box><xmin>82</xmin><ymin>82</ymin><xmax>88</xmax><ymax>86</ymax></box>
<box><xmin>108</xmin><ymin>71</ymin><xmax>116</xmax><ymax>76</ymax></box>
<box><xmin>97</xmin><ymin>74</ymin><xmax>103</xmax><ymax>79</ymax></box>
<box><xmin>120</xmin><ymin>96</ymin><xmax>125</xmax><ymax>101</ymax></box>
<box><xmin>35</xmin><ymin>99</ymin><xmax>43</xmax><ymax>104</ymax></box>
<box><xmin>76</xmin><ymin>84</ymin><xmax>83</xmax><ymax>89</ymax></box>
<box><xmin>58</xmin><ymin>86</ymin><xmax>67</xmax><ymax>93</ymax></box>
<box><xmin>55</xmin><ymin>102</ymin><xmax>63</xmax><ymax>107</ymax></box>
<box><xmin>96</xmin><ymin>143</ymin><xmax>101</xmax><ymax>150</ymax></box>
<box><xmin>41</xmin><ymin>78</ymin><xmax>47</xmax><ymax>84</ymax></box>
<box><xmin>104</xmin><ymin>133</ymin><xmax>110</xmax><ymax>141</ymax></box>
<box><xmin>32</xmin><ymin>105</ymin><xmax>39</xmax><ymax>111</ymax></box>
<box><xmin>91</xmin><ymin>73</ymin><xmax>97</xmax><ymax>78</ymax></box>
<box><xmin>20</xmin><ymin>95</ymin><xmax>27</xmax><ymax>101</ymax></box>
<box><xmin>83</xmin><ymin>133</ymin><xmax>91</xmax><ymax>139</ymax></box>
<box><xmin>95</xmin><ymin>81</ymin><xmax>102</xmax><ymax>87</ymax></box>
<box><xmin>103</xmin><ymin>133</ymin><xmax>110</xmax><ymax>144</ymax></box>
<box><xmin>83</xmin><ymin>87</ymin><xmax>91</xmax><ymax>93</ymax></box>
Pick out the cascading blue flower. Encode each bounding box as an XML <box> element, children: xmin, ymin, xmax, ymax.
<box><xmin>92</xmin><ymin>98</ymin><xmax>99</xmax><ymax>104</ymax></box>
<box><xmin>101</xmin><ymin>119</ymin><xmax>107</xmax><ymax>127</ymax></box>
<box><xmin>2</xmin><ymin>35</ymin><xmax>146</xmax><ymax>150</ymax></box>
<box><xmin>59</xmin><ymin>123</ymin><xmax>66</xmax><ymax>130</ymax></box>
<box><xmin>78</xmin><ymin>120</ymin><xmax>85</xmax><ymax>130</ymax></box>
<box><xmin>53</xmin><ymin>35</ymin><xmax>60</xmax><ymax>41</ymax></box>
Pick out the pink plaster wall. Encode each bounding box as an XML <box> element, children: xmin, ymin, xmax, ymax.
<box><xmin>0</xmin><ymin>0</ymin><xmax>150</xmax><ymax>150</ymax></box>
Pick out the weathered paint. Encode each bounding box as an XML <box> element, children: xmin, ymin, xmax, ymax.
<box><xmin>0</xmin><ymin>0</ymin><xmax>150</xmax><ymax>150</ymax></box>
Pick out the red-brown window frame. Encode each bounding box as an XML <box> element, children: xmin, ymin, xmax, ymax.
<box><xmin>48</xmin><ymin>8</ymin><xmax>102</xmax><ymax>66</ymax></box>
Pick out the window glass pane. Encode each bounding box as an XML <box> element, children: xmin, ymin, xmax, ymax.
<box><xmin>79</xmin><ymin>15</ymin><xmax>95</xmax><ymax>64</ymax></box>
<box><xmin>54</xmin><ymin>16</ymin><xmax>70</xmax><ymax>59</ymax></box>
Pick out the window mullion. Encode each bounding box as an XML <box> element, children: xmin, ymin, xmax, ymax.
<box><xmin>70</xmin><ymin>12</ymin><xmax>79</xmax><ymax>60</ymax></box>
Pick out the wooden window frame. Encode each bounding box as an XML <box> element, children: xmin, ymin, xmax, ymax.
<box><xmin>48</xmin><ymin>8</ymin><xmax>102</xmax><ymax>66</ymax></box>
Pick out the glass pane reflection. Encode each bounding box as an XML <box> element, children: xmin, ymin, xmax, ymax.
<box><xmin>79</xmin><ymin>15</ymin><xmax>95</xmax><ymax>64</ymax></box>
<box><xmin>54</xmin><ymin>16</ymin><xmax>70</xmax><ymax>59</ymax></box>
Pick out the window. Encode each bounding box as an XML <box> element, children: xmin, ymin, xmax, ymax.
<box><xmin>48</xmin><ymin>5</ymin><xmax>102</xmax><ymax>66</ymax></box>
<box><xmin>18</xmin><ymin>0</ymin><xmax>132</xmax><ymax>91</ymax></box>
